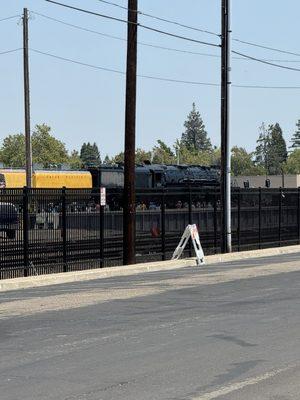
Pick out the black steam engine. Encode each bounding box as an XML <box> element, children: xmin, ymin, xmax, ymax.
<box><xmin>88</xmin><ymin>163</ymin><xmax>220</xmax><ymax>190</ymax></box>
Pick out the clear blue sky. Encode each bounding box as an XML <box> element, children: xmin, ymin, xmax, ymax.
<box><xmin>1</xmin><ymin>0</ymin><xmax>300</xmax><ymax>158</ymax></box>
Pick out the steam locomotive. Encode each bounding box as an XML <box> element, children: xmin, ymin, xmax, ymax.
<box><xmin>88</xmin><ymin>163</ymin><xmax>220</xmax><ymax>189</ymax></box>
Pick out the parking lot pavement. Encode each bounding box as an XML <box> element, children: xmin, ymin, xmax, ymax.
<box><xmin>1</xmin><ymin>252</ymin><xmax>300</xmax><ymax>399</ymax></box>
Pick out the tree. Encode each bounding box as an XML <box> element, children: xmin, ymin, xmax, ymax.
<box><xmin>174</xmin><ymin>139</ymin><xmax>218</xmax><ymax>166</ymax></box>
<box><xmin>181</xmin><ymin>103</ymin><xmax>212</xmax><ymax>152</ymax></box>
<box><xmin>32</xmin><ymin>124</ymin><xmax>69</xmax><ymax>168</ymax></box>
<box><xmin>290</xmin><ymin>119</ymin><xmax>300</xmax><ymax>149</ymax></box>
<box><xmin>152</xmin><ymin>140</ymin><xmax>175</xmax><ymax>164</ymax></box>
<box><xmin>111</xmin><ymin>151</ymin><xmax>124</xmax><ymax>164</ymax></box>
<box><xmin>0</xmin><ymin>124</ymin><xmax>69</xmax><ymax>168</ymax></box>
<box><xmin>231</xmin><ymin>146</ymin><xmax>264</xmax><ymax>176</ymax></box>
<box><xmin>103</xmin><ymin>155</ymin><xmax>111</xmax><ymax>164</ymax></box>
<box><xmin>255</xmin><ymin>122</ymin><xmax>287</xmax><ymax>175</ymax></box>
<box><xmin>80</xmin><ymin>142</ymin><xmax>101</xmax><ymax>167</ymax></box>
<box><xmin>0</xmin><ymin>134</ymin><xmax>26</xmax><ymax>167</ymax></box>
<box><xmin>284</xmin><ymin>149</ymin><xmax>300</xmax><ymax>174</ymax></box>
<box><xmin>254</xmin><ymin>123</ymin><xmax>269</xmax><ymax>172</ymax></box>
<box><xmin>135</xmin><ymin>148</ymin><xmax>152</xmax><ymax>164</ymax></box>
<box><xmin>68</xmin><ymin>150</ymin><xmax>82</xmax><ymax>170</ymax></box>
<box><xmin>267</xmin><ymin>123</ymin><xmax>287</xmax><ymax>175</ymax></box>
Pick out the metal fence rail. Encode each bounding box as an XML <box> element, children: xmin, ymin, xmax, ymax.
<box><xmin>0</xmin><ymin>187</ymin><xmax>299</xmax><ymax>280</ymax></box>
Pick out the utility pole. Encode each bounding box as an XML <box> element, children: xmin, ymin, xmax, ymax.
<box><xmin>23</xmin><ymin>8</ymin><xmax>32</xmax><ymax>188</ymax></box>
<box><xmin>123</xmin><ymin>0</ymin><xmax>138</xmax><ymax>265</ymax></box>
<box><xmin>220</xmin><ymin>0</ymin><xmax>232</xmax><ymax>253</ymax></box>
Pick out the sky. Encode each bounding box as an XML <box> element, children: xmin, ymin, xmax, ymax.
<box><xmin>1</xmin><ymin>0</ymin><xmax>300</xmax><ymax>158</ymax></box>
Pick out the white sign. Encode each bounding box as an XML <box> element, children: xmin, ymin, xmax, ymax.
<box><xmin>172</xmin><ymin>224</ymin><xmax>205</xmax><ymax>266</ymax></box>
<box><xmin>100</xmin><ymin>187</ymin><xmax>106</xmax><ymax>206</ymax></box>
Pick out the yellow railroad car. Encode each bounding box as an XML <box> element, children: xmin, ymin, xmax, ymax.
<box><xmin>0</xmin><ymin>170</ymin><xmax>93</xmax><ymax>189</ymax></box>
<box><xmin>0</xmin><ymin>169</ymin><xmax>26</xmax><ymax>188</ymax></box>
<box><xmin>32</xmin><ymin>171</ymin><xmax>93</xmax><ymax>189</ymax></box>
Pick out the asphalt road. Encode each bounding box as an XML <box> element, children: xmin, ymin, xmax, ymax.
<box><xmin>2</xmin><ymin>252</ymin><xmax>300</xmax><ymax>399</ymax></box>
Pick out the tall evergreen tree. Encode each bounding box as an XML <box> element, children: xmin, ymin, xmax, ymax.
<box><xmin>290</xmin><ymin>119</ymin><xmax>300</xmax><ymax>149</ymax></box>
<box><xmin>80</xmin><ymin>142</ymin><xmax>101</xmax><ymax>167</ymax></box>
<box><xmin>103</xmin><ymin>155</ymin><xmax>111</xmax><ymax>164</ymax></box>
<box><xmin>254</xmin><ymin>123</ymin><xmax>269</xmax><ymax>172</ymax></box>
<box><xmin>267</xmin><ymin>123</ymin><xmax>287</xmax><ymax>174</ymax></box>
<box><xmin>181</xmin><ymin>103</ymin><xmax>212</xmax><ymax>152</ymax></box>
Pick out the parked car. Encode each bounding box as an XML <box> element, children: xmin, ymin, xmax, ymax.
<box><xmin>0</xmin><ymin>203</ymin><xmax>18</xmax><ymax>239</ymax></box>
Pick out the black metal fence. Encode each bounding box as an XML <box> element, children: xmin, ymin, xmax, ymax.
<box><xmin>0</xmin><ymin>187</ymin><xmax>300</xmax><ymax>280</ymax></box>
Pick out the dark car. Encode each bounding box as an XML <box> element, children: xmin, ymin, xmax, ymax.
<box><xmin>0</xmin><ymin>203</ymin><xmax>18</xmax><ymax>239</ymax></box>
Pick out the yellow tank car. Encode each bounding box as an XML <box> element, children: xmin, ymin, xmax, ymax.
<box><xmin>0</xmin><ymin>169</ymin><xmax>26</xmax><ymax>188</ymax></box>
<box><xmin>32</xmin><ymin>171</ymin><xmax>93</xmax><ymax>188</ymax></box>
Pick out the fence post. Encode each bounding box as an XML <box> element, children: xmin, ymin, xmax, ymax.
<box><xmin>237</xmin><ymin>187</ymin><xmax>241</xmax><ymax>252</ymax></box>
<box><xmin>100</xmin><ymin>204</ymin><xmax>104</xmax><ymax>268</ymax></box>
<box><xmin>214</xmin><ymin>186</ymin><xmax>218</xmax><ymax>253</ymax></box>
<box><xmin>23</xmin><ymin>186</ymin><xmax>29</xmax><ymax>277</ymax></box>
<box><xmin>279</xmin><ymin>188</ymin><xmax>282</xmax><ymax>246</ymax></box>
<box><xmin>188</xmin><ymin>186</ymin><xmax>192</xmax><ymax>257</ymax></box>
<box><xmin>298</xmin><ymin>187</ymin><xmax>300</xmax><ymax>244</ymax></box>
<box><xmin>161</xmin><ymin>189</ymin><xmax>166</xmax><ymax>261</ymax></box>
<box><xmin>258</xmin><ymin>187</ymin><xmax>262</xmax><ymax>249</ymax></box>
<box><xmin>62</xmin><ymin>187</ymin><xmax>67</xmax><ymax>272</ymax></box>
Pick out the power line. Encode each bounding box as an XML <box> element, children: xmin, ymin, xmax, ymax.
<box><xmin>233</xmin><ymin>38</ymin><xmax>300</xmax><ymax>58</ymax></box>
<box><xmin>96</xmin><ymin>0</ymin><xmax>220</xmax><ymax>37</ymax></box>
<box><xmin>31</xmin><ymin>11</ymin><xmax>221</xmax><ymax>57</ymax></box>
<box><xmin>233</xmin><ymin>84</ymin><xmax>300</xmax><ymax>89</ymax></box>
<box><xmin>0</xmin><ymin>48</ymin><xmax>22</xmax><ymax>55</ymax></box>
<box><xmin>233</xmin><ymin>50</ymin><xmax>300</xmax><ymax>72</ymax></box>
<box><xmin>44</xmin><ymin>0</ymin><xmax>220</xmax><ymax>48</ymax></box>
<box><xmin>0</xmin><ymin>15</ymin><xmax>21</xmax><ymax>22</ymax></box>
<box><xmin>30</xmin><ymin>48</ymin><xmax>220</xmax><ymax>86</ymax></box>
<box><xmin>33</xmin><ymin>12</ymin><xmax>300</xmax><ymax>64</ymax></box>
<box><xmin>30</xmin><ymin>48</ymin><xmax>300</xmax><ymax>89</ymax></box>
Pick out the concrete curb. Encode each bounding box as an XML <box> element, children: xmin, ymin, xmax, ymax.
<box><xmin>1</xmin><ymin>244</ymin><xmax>300</xmax><ymax>292</ymax></box>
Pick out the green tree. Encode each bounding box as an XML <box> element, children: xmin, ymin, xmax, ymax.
<box><xmin>267</xmin><ymin>123</ymin><xmax>287</xmax><ymax>175</ymax></box>
<box><xmin>254</xmin><ymin>123</ymin><xmax>269</xmax><ymax>172</ymax></box>
<box><xmin>152</xmin><ymin>140</ymin><xmax>175</xmax><ymax>164</ymax></box>
<box><xmin>135</xmin><ymin>148</ymin><xmax>152</xmax><ymax>164</ymax></box>
<box><xmin>111</xmin><ymin>152</ymin><xmax>124</xmax><ymax>164</ymax></box>
<box><xmin>181</xmin><ymin>103</ymin><xmax>212</xmax><ymax>152</ymax></box>
<box><xmin>103</xmin><ymin>155</ymin><xmax>111</xmax><ymax>164</ymax></box>
<box><xmin>284</xmin><ymin>149</ymin><xmax>300</xmax><ymax>174</ymax></box>
<box><xmin>32</xmin><ymin>124</ymin><xmax>69</xmax><ymax>168</ymax></box>
<box><xmin>0</xmin><ymin>124</ymin><xmax>69</xmax><ymax>168</ymax></box>
<box><xmin>111</xmin><ymin>149</ymin><xmax>153</xmax><ymax>164</ymax></box>
<box><xmin>0</xmin><ymin>134</ymin><xmax>26</xmax><ymax>167</ymax></box>
<box><xmin>231</xmin><ymin>146</ymin><xmax>264</xmax><ymax>176</ymax></box>
<box><xmin>174</xmin><ymin>139</ymin><xmax>218</xmax><ymax>166</ymax></box>
<box><xmin>80</xmin><ymin>142</ymin><xmax>101</xmax><ymax>167</ymax></box>
<box><xmin>290</xmin><ymin>119</ymin><xmax>300</xmax><ymax>149</ymax></box>
<box><xmin>68</xmin><ymin>150</ymin><xmax>82</xmax><ymax>170</ymax></box>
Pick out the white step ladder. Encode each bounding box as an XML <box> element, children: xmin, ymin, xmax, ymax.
<box><xmin>172</xmin><ymin>224</ymin><xmax>205</xmax><ymax>266</ymax></box>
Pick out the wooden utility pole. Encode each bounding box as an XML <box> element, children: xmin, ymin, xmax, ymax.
<box><xmin>220</xmin><ymin>0</ymin><xmax>232</xmax><ymax>253</ymax></box>
<box><xmin>23</xmin><ymin>8</ymin><xmax>32</xmax><ymax>188</ymax></box>
<box><xmin>123</xmin><ymin>0</ymin><xmax>138</xmax><ymax>265</ymax></box>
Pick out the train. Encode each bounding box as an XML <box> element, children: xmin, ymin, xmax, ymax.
<box><xmin>0</xmin><ymin>164</ymin><xmax>220</xmax><ymax>190</ymax></box>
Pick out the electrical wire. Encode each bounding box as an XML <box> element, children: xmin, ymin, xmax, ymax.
<box><xmin>31</xmin><ymin>11</ymin><xmax>221</xmax><ymax>58</ymax></box>
<box><xmin>34</xmin><ymin>11</ymin><xmax>300</xmax><ymax>64</ymax></box>
<box><xmin>30</xmin><ymin>48</ymin><xmax>220</xmax><ymax>86</ymax></box>
<box><xmin>0</xmin><ymin>48</ymin><xmax>22</xmax><ymax>55</ymax></box>
<box><xmin>0</xmin><ymin>15</ymin><xmax>21</xmax><ymax>22</ymax></box>
<box><xmin>95</xmin><ymin>0</ymin><xmax>220</xmax><ymax>37</ymax></box>
<box><xmin>44</xmin><ymin>0</ymin><xmax>220</xmax><ymax>48</ymax></box>
<box><xmin>233</xmin><ymin>38</ymin><xmax>300</xmax><ymax>58</ymax></box>
<box><xmin>30</xmin><ymin>48</ymin><xmax>300</xmax><ymax>89</ymax></box>
<box><xmin>233</xmin><ymin>50</ymin><xmax>300</xmax><ymax>72</ymax></box>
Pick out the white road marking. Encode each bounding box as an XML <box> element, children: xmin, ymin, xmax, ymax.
<box><xmin>192</xmin><ymin>366</ymin><xmax>293</xmax><ymax>400</ymax></box>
